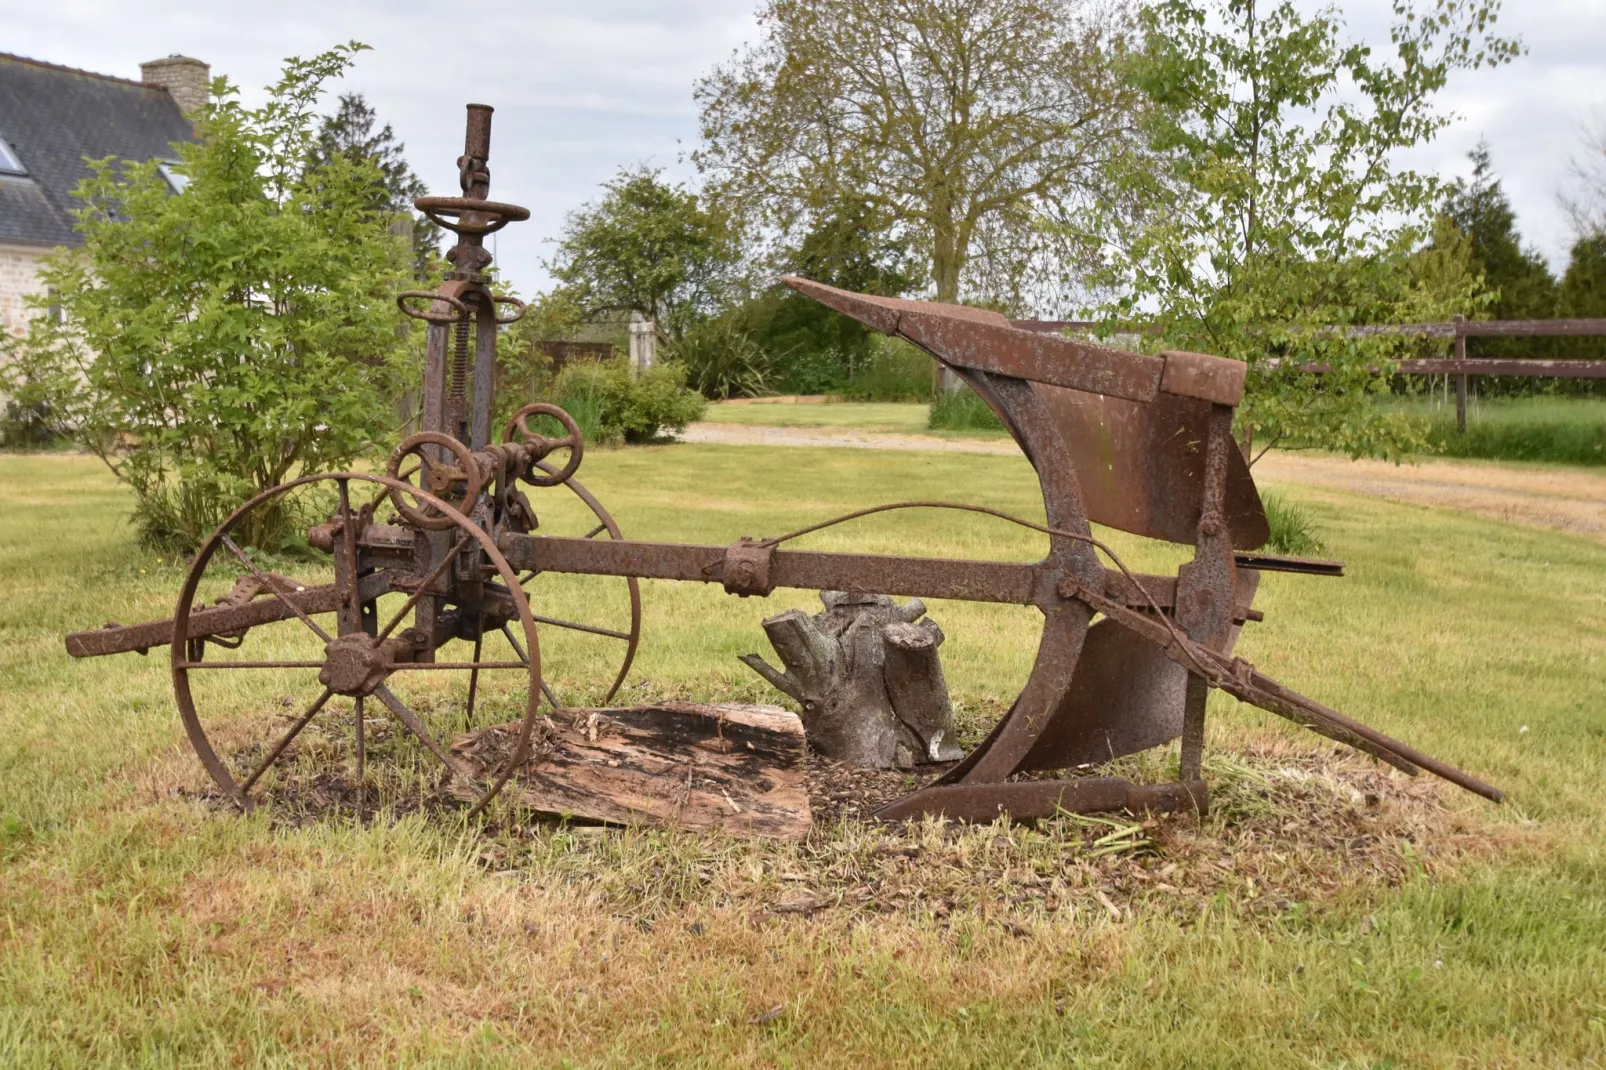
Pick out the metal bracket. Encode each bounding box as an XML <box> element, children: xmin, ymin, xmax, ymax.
<box><xmin>722</xmin><ymin>538</ymin><xmax>776</xmax><ymax>598</ymax></box>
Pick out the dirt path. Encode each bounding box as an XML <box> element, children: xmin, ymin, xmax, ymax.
<box><xmin>678</xmin><ymin>422</ymin><xmax>1606</xmax><ymax>541</ymax></box>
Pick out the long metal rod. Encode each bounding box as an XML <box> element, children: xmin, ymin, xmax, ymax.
<box><xmin>220</xmin><ymin>536</ymin><xmax>334</xmax><ymax>643</ymax></box>
<box><xmin>239</xmin><ymin>688</ymin><xmax>335</xmax><ymax>792</ymax></box>
<box><xmin>375</xmin><ymin>535</ymin><xmax>471</xmax><ymax>641</ymax></box>
<box><xmin>500</xmin><ymin>534</ymin><xmax>1046</xmax><ymax>606</ymax></box>
<box><xmin>529</xmin><ymin>613</ymin><xmax>633</xmax><ymax>641</ymax></box>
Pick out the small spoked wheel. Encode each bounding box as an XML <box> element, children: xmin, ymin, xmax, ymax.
<box><xmin>171</xmin><ymin>473</ymin><xmax>542</xmax><ymax>817</ymax></box>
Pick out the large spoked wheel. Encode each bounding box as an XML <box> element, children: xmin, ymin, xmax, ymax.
<box><xmin>171</xmin><ymin>473</ymin><xmax>543</xmax><ymax>818</ymax></box>
<box><xmin>514</xmin><ymin>461</ymin><xmax>641</xmax><ymax>707</ymax></box>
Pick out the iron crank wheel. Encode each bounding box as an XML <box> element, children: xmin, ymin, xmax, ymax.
<box><xmin>171</xmin><ymin>473</ymin><xmax>544</xmax><ymax>818</ymax></box>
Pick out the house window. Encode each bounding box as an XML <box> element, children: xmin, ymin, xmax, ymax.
<box><xmin>0</xmin><ymin>136</ymin><xmax>25</xmax><ymax>175</ymax></box>
<box><xmin>157</xmin><ymin>161</ymin><xmax>188</xmax><ymax>193</ymax></box>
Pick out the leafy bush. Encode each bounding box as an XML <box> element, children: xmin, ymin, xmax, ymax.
<box><xmin>928</xmin><ymin>388</ymin><xmax>1005</xmax><ymax>432</ymax></box>
<box><xmin>551</xmin><ymin>359</ymin><xmax>707</xmax><ymax>445</ymax></box>
<box><xmin>0</xmin><ymin>45</ymin><xmax>414</xmax><ymax>552</ymax></box>
<box><xmin>0</xmin><ymin>400</ymin><xmax>61</xmax><ymax>451</ymax></box>
<box><xmin>770</xmin><ymin>346</ymin><xmax>850</xmax><ymax>395</ymax></box>
<box><xmin>1261</xmin><ymin>490</ymin><xmax>1323</xmax><ymax>555</ymax></box>
<box><xmin>842</xmin><ymin>335</ymin><xmax>933</xmax><ymax>402</ymax></box>
<box><xmin>668</xmin><ymin>319</ymin><xmax>773</xmax><ymax>399</ymax></box>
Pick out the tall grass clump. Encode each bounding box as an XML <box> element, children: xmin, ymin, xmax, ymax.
<box><xmin>1260</xmin><ymin>489</ymin><xmax>1323</xmax><ymax>555</ymax></box>
<box><xmin>928</xmin><ymin>387</ymin><xmax>1005</xmax><ymax>432</ymax></box>
<box><xmin>1414</xmin><ymin>397</ymin><xmax>1606</xmax><ymax>465</ymax></box>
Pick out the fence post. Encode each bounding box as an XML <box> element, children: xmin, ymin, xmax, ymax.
<box><xmin>1453</xmin><ymin>314</ymin><xmax>1468</xmax><ymax>434</ymax></box>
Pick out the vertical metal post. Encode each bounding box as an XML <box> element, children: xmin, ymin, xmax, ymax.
<box><xmin>1177</xmin><ymin>403</ymin><xmax>1236</xmax><ymax>786</ymax></box>
<box><xmin>471</xmin><ymin>300</ymin><xmax>498</xmax><ymax>449</ymax></box>
<box><xmin>1454</xmin><ymin>314</ymin><xmax>1468</xmax><ymax>434</ymax></box>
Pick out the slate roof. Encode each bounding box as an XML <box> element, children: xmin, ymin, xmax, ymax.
<box><xmin>0</xmin><ymin>52</ymin><xmax>195</xmax><ymax>247</ymax></box>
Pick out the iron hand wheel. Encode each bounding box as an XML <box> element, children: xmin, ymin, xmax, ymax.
<box><xmin>387</xmin><ymin>432</ymin><xmax>484</xmax><ymax>530</ymax></box>
<box><xmin>504</xmin><ymin>403</ymin><xmax>584</xmax><ymax>488</ymax></box>
<box><xmin>171</xmin><ymin>473</ymin><xmax>544</xmax><ymax>818</ymax></box>
<box><xmin>414</xmin><ymin>195</ymin><xmax>530</xmax><ymax>236</ymax></box>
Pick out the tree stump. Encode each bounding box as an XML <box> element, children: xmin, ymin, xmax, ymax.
<box><xmin>740</xmin><ymin>591</ymin><xmax>964</xmax><ymax>769</ymax></box>
<box><xmin>451</xmin><ymin>703</ymin><xmax>810</xmax><ymax>839</ymax></box>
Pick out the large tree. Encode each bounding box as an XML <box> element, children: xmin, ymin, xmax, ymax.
<box><xmin>1443</xmin><ymin>143</ymin><xmax>1557</xmax><ymax>357</ymax></box>
<box><xmin>692</xmin><ymin>0</ymin><xmax>1138</xmax><ymax>310</ymax></box>
<box><xmin>308</xmin><ymin>92</ymin><xmax>440</xmax><ymax>278</ymax></box>
<box><xmin>0</xmin><ymin>44</ymin><xmax>414</xmax><ymax>550</ymax></box>
<box><xmin>546</xmin><ymin>167</ymin><xmax>737</xmax><ymax>341</ymax></box>
<box><xmin>1094</xmin><ymin>0</ymin><xmax>1519</xmax><ymax>460</ymax></box>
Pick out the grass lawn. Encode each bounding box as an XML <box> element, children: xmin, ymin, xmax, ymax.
<box><xmin>2</xmin><ymin>447</ymin><xmax>1604</xmax><ymax>1066</ymax></box>
<box><xmin>702</xmin><ymin>400</ymin><xmax>1011</xmax><ymax>437</ymax></box>
<box><xmin>1383</xmin><ymin>395</ymin><xmax>1606</xmax><ymax>466</ymax></box>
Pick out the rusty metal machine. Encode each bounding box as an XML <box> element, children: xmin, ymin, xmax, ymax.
<box><xmin>66</xmin><ymin>104</ymin><xmax>1503</xmax><ymax>823</ymax></box>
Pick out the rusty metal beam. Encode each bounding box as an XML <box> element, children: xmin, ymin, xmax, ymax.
<box><xmin>66</xmin><ymin>573</ymin><xmax>391</xmax><ymax>658</ymax></box>
<box><xmin>498</xmin><ymin>534</ymin><xmax>1049</xmax><ymax>606</ymax></box>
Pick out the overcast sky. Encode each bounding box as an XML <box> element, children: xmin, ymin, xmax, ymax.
<box><xmin>3</xmin><ymin>0</ymin><xmax>1603</xmax><ymax>297</ymax></box>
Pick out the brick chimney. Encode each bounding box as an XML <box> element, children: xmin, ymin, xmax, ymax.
<box><xmin>140</xmin><ymin>55</ymin><xmax>210</xmax><ymax>116</ymax></box>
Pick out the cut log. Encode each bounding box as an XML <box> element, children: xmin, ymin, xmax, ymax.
<box><xmin>450</xmin><ymin>702</ymin><xmax>810</xmax><ymax>840</ymax></box>
<box><xmin>741</xmin><ymin>591</ymin><xmax>961</xmax><ymax>769</ymax></box>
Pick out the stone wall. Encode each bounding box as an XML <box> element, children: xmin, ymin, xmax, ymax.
<box><xmin>0</xmin><ymin>242</ymin><xmax>50</xmax><ymax>340</ymax></box>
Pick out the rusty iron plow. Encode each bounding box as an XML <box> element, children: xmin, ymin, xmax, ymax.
<box><xmin>65</xmin><ymin>103</ymin><xmax>1503</xmax><ymax>825</ymax></box>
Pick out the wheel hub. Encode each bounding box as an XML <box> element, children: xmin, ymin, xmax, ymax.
<box><xmin>319</xmin><ymin>631</ymin><xmax>424</xmax><ymax>696</ymax></box>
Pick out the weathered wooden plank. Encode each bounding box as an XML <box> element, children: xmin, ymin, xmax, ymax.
<box><xmin>451</xmin><ymin>703</ymin><xmax>810</xmax><ymax>840</ymax></box>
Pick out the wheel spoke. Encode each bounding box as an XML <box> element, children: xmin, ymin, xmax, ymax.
<box><xmin>500</xmin><ymin>624</ymin><xmax>562</xmax><ymax>709</ymax></box>
<box><xmin>529</xmin><ymin>613</ymin><xmax>632</xmax><ymax>641</ymax></box>
<box><xmin>381</xmin><ymin>661</ymin><xmax>529</xmax><ymax>671</ymax></box>
<box><xmin>367</xmin><ymin>462</ymin><xmax>419</xmax><ymax>512</ymax></box>
<box><xmin>354</xmin><ymin>694</ymin><xmax>365</xmax><ymax>817</ymax></box>
<box><xmin>180</xmin><ymin>660</ymin><xmax>326</xmax><ymax>670</ymax></box>
<box><xmin>373</xmin><ymin>684</ymin><xmax>472</xmax><ymax>786</ymax></box>
<box><xmin>464</xmin><ymin>631</ymin><xmax>483</xmax><ymax>728</ymax></box>
<box><xmin>335</xmin><ymin>479</ymin><xmax>364</xmax><ymax>635</ymax></box>
<box><xmin>239</xmin><ymin>687</ymin><xmax>334</xmax><ymax>793</ymax></box>
<box><xmin>221</xmin><ymin>535</ymin><xmax>333</xmax><ymax>643</ymax></box>
<box><xmin>584</xmin><ymin>522</ymin><xmax>607</xmax><ymax>539</ymax></box>
<box><xmin>375</xmin><ymin>534</ymin><xmax>472</xmax><ymax>641</ymax></box>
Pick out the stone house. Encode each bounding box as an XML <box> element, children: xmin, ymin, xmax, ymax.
<box><xmin>0</xmin><ymin>52</ymin><xmax>207</xmax><ymax>340</ymax></box>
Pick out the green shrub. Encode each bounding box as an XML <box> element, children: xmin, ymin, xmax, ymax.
<box><xmin>551</xmin><ymin>359</ymin><xmax>707</xmax><ymax>445</ymax></box>
<box><xmin>843</xmin><ymin>335</ymin><xmax>933</xmax><ymax>402</ymax></box>
<box><xmin>1261</xmin><ymin>490</ymin><xmax>1323</xmax><ymax>555</ymax></box>
<box><xmin>928</xmin><ymin>387</ymin><xmax>1005</xmax><ymax>432</ymax></box>
<box><xmin>771</xmin><ymin>346</ymin><xmax>850</xmax><ymax>395</ymax></box>
<box><xmin>668</xmin><ymin>320</ymin><xmax>773</xmax><ymax>399</ymax></box>
<box><xmin>0</xmin><ymin>400</ymin><xmax>61</xmax><ymax>451</ymax></box>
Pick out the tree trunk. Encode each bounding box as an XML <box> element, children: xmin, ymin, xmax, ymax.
<box><xmin>741</xmin><ymin>591</ymin><xmax>964</xmax><ymax>769</ymax></box>
<box><xmin>930</xmin><ymin>205</ymin><xmax>967</xmax><ymax>394</ymax></box>
<box><xmin>451</xmin><ymin>702</ymin><xmax>810</xmax><ymax>839</ymax></box>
